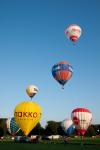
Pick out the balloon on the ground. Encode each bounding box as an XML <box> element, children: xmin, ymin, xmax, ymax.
<box><xmin>65</xmin><ymin>24</ymin><xmax>82</xmax><ymax>42</ymax></box>
<box><xmin>26</xmin><ymin>85</ymin><xmax>38</xmax><ymax>99</ymax></box>
<box><xmin>14</xmin><ymin>101</ymin><xmax>42</xmax><ymax>136</ymax></box>
<box><xmin>6</xmin><ymin>117</ymin><xmax>20</xmax><ymax>136</ymax></box>
<box><xmin>52</xmin><ymin>61</ymin><xmax>73</xmax><ymax>88</ymax></box>
<box><xmin>61</xmin><ymin>119</ymin><xmax>75</xmax><ymax>136</ymax></box>
<box><xmin>71</xmin><ymin>108</ymin><xmax>92</xmax><ymax>135</ymax></box>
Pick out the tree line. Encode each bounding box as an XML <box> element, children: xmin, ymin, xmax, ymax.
<box><xmin>0</xmin><ymin>119</ymin><xmax>100</xmax><ymax>137</ymax></box>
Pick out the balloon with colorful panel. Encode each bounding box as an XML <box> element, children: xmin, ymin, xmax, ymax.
<box><xmin>71</xmin><ymin>108</ymin><xmax>92</xmax><ymax>136</ymax></box>
<box><xmin>65</xmin><ymin>24</ymin><xmax>82</xmax><ymax>43</ymax></box>
<box><xmin>52</xmin><ymin>61</ymin><xmax>73</xmax><ymax>89</ymax></box>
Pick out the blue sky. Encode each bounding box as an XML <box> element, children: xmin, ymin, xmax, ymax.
<box><xmin>0</xmin><ymin>0</ymin><xmax>100</xmax><ymax>127</ymax></box>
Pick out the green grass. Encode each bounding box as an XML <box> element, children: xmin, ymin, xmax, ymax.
<box><xmin>0</xmin><ymin>142</ymin><xmax>100</xmax><ymax>150</ymax></box>
<box><xmin>68</xmin><ymin>137</ymin><xmax>100</xmax><ymax>144</ymax></box>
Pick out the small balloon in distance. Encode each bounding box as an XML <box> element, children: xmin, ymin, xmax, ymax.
<box><xmin>26</xmin><ymin>85</ymin><xmax>39</xmax><ymax>99</ymax></box>
<box><xmin>65</xmin><ymin>24</ymin><xmax>82</xmax><ymax>43</ymax></box>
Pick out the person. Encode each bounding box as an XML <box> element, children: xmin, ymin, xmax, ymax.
<box><xmin>63</xmin><ymin>136</ymin><xmax>68</xmax><ymax>144</ymax></box>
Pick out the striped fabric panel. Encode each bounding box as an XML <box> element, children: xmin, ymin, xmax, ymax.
<box><xmin>10</xmin><ymin>118</ymin><xmax>20</xmax><ymax>134</ymax></box>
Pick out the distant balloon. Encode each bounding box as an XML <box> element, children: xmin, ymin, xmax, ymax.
<box><xmin>71</xmin><ymin>108</ymin><xmax>92</xmax><ymax>135</ymax></box>
<box><xmin>6</xmin><ymin>117</ymin><xmax>20</xmax><ymax>136</ymax></box>
<box><xmin>61</xmin><ymin>119</ymin><xmax>75</xmax><ymax>136</ymax></box>
<box><xmin>26</xmin><ymin>85</ymin><xmax>39</xmax><ymax>99</ymax></box>
<box><xmin>14</xmin><ymin>101</ymin><xmax>42</xmax><ymax>136</ymax></box>
<box><xmin>52</xmin><ymin>61</ymin><xmax>73</xmax><ymax>88</ymax></box>
<box><xmin>65</xmin><ymin>24</ymin><xmax>82</xmax><ymax>43</ymax></box>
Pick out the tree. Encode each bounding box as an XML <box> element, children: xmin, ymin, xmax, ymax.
<box><xmin>0</xmin><ymin>118</ymin><xmax>7</xmax><ymax>136</ymax></box>
<box><xmin>29</xmin><ymin>123</ymin><xmax>45</xmax><ymax>136</ymax></box>
<box><xmin>45</xmin><ymin>121</ymin><xmax>61</xmax><ymax>135</ymax></box>
<box><xmin>85</xmin><ymin>125</ymin><xmax>96</xmax><ymax>136</ymax></box>
<box><xmin>56</xmin><ymin>122</ymin><xmax>65</xmax><ymax>136</ymax></box>
<box><xmin>93</xmin><ymin>124</ymin><xmax>100</xmax><ymax>135</ymax></box>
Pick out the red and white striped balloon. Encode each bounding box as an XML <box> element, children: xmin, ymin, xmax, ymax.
<box><xmin>71</xmin><ymin>108</ymin><xmax>92</xmax><ymax>135</ymax></box>
<box><xmin>65</xmin><ymin>24</ymin><xmax>82</xmax><ymax>42</ymax></box>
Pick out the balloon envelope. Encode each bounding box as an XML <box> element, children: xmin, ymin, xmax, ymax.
<box><xmin>52</xmin><ymin>61</ymin><xmax>73</xmax><ymax>88</ymax></box>
<box><xmin>65</xmin><ymin>24</ymin><xmax>82</xmax><ymax>42</ymax></box>
<box><xmin>6</xmin><ymin>117</ymin><xmax>20</xmax><ymax>135</ymax></box>
<box><xmin>14</xmin><ymin>101</ymin><xmax>42</xmax><ymax>136</ymax></box>
<box><xmin>61</xmin><ymin>119</ymin><xmax>75</xmax><ymax>136</ymax></box>
<box><xmin>26</xmin><ymin>85</ymin><xmax>39</xmax><ymax>99</ymax></box>
<box><xmin>71</xmin><ymin>108</ymin><xmax>92</xmax><ymax>135</ymax></box>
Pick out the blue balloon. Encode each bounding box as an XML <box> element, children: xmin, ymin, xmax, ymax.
<box><xmin>65</xmin><ymin>124</ymin><xmax>75</xmax><ymax>136</ymax></box>
<box><xmin>6</xmin><ymin>117</ymin><xmax>20</xmax><ymax>135</ymax></box>
<box><xmin>61</xmin><ymin>119</ymin><xmax>75</xmax><ymax>136</ymax></box>
<box><xmin>52</xmin><ymin>61</ymin><xmax>73</xmax><ymax>88</ymax></box>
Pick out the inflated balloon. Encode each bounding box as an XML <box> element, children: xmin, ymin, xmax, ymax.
<box><xmin>61</xmin><ymin>119</ymin><xmax>75</xmax><ymax>136</ymax></box>
<box><xmin>26</xmin><ymin>85</ymin><xmax>38</xmax><ymax>99</ymax></box>
<box><xmin>6</xmin><ymin>117</ymin><xmax>20</xmax><ymax>136</ymax></box>
<box><xmin>14</xmin><ymin>101</ymin><xmax>42</xmax><ymax>136</ymax></box>
<box><xmin>71</xmin><ymin>108</ymin><xmax>92</xmax><ymax>135</ymax></box>
<box><xmin>65</xmin><ymin>24</ymin><xmax>82</xmax><ymax>42</ymax></box>
<box><xmin>52</xmin><ymin>61</ymin><xmax>73</xmax><ymax>88</ymax></box>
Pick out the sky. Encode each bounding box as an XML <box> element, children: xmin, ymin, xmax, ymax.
<box><xmin>0</xmin><ymin>0</ymin><xmax>100</xmax><ymax>127</ymax></box>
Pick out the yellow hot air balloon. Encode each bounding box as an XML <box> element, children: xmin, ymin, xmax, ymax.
<box><xmin>14</xmin><ymin>101</ymin><xmax>42</xmax><ymax>136</ymax></box>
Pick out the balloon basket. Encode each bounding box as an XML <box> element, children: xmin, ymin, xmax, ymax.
<box><xmin>61</xmin><ymin>86</ymin><xmax>64</xmax><ymax>89</ymax></box>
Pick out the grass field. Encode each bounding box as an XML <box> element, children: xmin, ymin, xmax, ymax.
<box><xmin>0</xmin><ymin>141</ymin><xmax>100</xmax><ymax>150</ymax></box>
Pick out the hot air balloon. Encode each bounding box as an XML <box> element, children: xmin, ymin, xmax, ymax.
<box><xmin>71</xmin><ymin>108</ymin><xmax>92</xmax><ymax>135</ymax></box>
<box><xmin>65</xmin><ymin>24</ymin><xmax>82</xmax><ymax>43</ymax></box>
<box><xmin>14</xmin><ymin>101</ymin><xmax>42</xmax><ymax>136</ymax></box>
<box><xmin>52</xmin><ymin>61</ymin><xmax>73</xmax><ymax>88</ymax></box>
<box><xmin>26</xmin><ymin>85</ymin><xmax>38</xmax><ymax>99</ymax></box>
<box><xmin>61</xmin><ymin>119</ymin><xmax>75</xmax><ymax>136</ymax></box>
<box><xmin>6</xmin><ymin>117</ymin><xmax>20</xmax><ymax>136</ymax></box>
